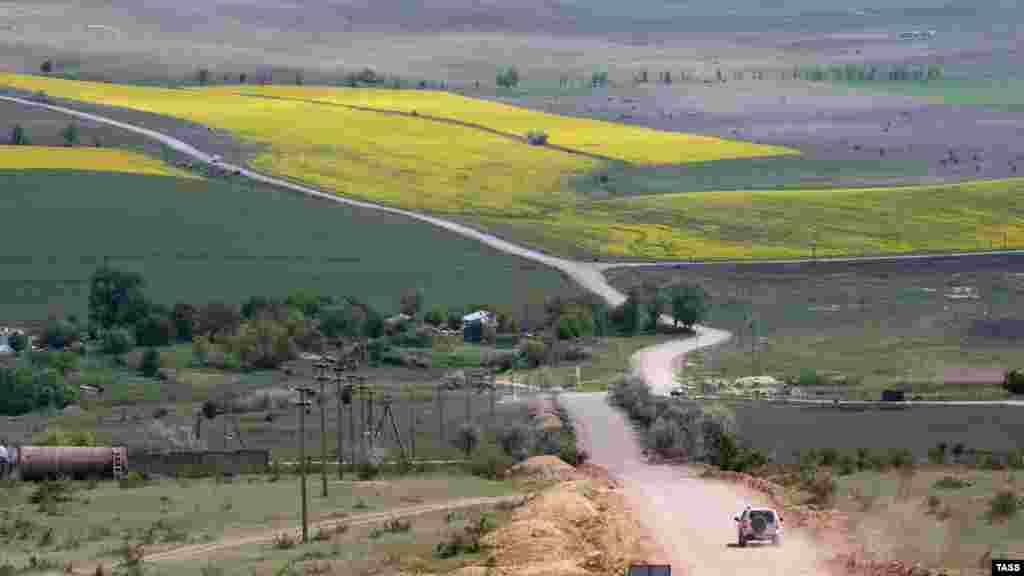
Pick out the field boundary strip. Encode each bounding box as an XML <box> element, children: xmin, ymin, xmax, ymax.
<box><xmin>80</xmin><ymin>494</ymin><xmax>525</xmax><ymax>571</ymax></box>
<box><xmin>230</xmin><ymin>91</ymin><xmax>621</xmax><ymax>163</ymax></box>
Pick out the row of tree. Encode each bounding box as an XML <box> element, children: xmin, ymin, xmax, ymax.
<box><xmin>7</xmin><ymin>123</ymin><xmax>97</xmax><ymax>147</ymax></box>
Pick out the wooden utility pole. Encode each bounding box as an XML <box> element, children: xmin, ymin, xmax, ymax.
<box><xmin>314</xmin><ymin>360</ymin><xmax>332</xmax><ymax>498</ymax></box>
<box><xmin>408</xmin><ymin>385</ymin><xmax>416</xmax><ymax>459</ymax></box>
<box><xmin>335</xmin><ymin>369</ymin><xmax>344</xmax><ymax>480</ymax></box>
<box><xmin>293</xmin><ymin>386</ymin><xmax>315</xmax><ymax>543</ymax></box>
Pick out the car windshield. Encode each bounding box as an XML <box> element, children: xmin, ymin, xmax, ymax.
<box><xmin>749</xmin><ymin>510</ymin><xmax>775</xmax><ymax>524</ymax></box>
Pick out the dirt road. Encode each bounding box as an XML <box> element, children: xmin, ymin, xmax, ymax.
<box><xmin>563</xmin><ymin>392</ymin><xmax>831</xmax><ymax>576</ymax></box>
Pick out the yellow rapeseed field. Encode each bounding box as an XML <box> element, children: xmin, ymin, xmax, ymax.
<box><xmin>0</xmin><ymin>145</ymin><xmax>197</xmax><ymax>178</ymax></box>
<box><xmin>202</xmin><ymin>84</ymin><xmax>799</xmax><ymax>164</ymax></box>
<box><xmin>0</xmin><ymin>73</ymin><xmax>590</xmax><ymax>216</ymax></box>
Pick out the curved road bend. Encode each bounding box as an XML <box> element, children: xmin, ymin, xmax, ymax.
<box><xmin>4</xmin><ymin>95</ymin><xmax>1019</xmax><ymax>575</ymax></box>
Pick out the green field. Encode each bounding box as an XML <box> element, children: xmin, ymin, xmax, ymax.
<box><xmin>572</xmin><ymin>156</ymin><xmax>935</xmax><ymax>198</ymax></box>
<box><xmin>838</xmin><ymin>78</ymin><xmax>1024</xmax><ymax>113</ymax></box>
<box><xmin>0</xmin><ymin>170</ymin><xmax>580</xmax><ymax>323</ymax></box>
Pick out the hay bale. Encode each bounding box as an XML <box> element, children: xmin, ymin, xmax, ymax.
<box><xmin>509</xmin><ymin>455</ymin><xmax>578</xmax><ymax>482</ymax></box>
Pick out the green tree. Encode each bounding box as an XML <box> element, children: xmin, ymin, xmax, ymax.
<box><xmin>8</xmin><ymin>331</ymin><xmax>27</xmax><ymax>354</ymax></box>
<box><xmin>134</xmin><ymin>311</ymin><xmax>177</xmax><ymax>347</ymax></box>
<box><xmin>40</xmin><ymin>60</ymin><xmax>53</xmax><ymax>74</ymax></box>
<box><xmin>9</xmin><ymin>124</ymin><xmax>29</xmax><ymax>145</ymax></box>
<box><xmin>88</xmin><ymin>266</ymin><xmax>148</xmax><ymax>332</ymax></box>
<box><xmin>496</xmin><ymin>66</ymin><xmax>520</xmax><ymax>88</ymax></box>
<box><xmin>645</xmin><ymin>289</ymin><xmax>666</xmax><ymax>333</ymax></box>
<box><xmin>197</xmin><ymin>68</ymin><xmax>210</xmax><ymax>85</ymax></box>
<box><xmin>172</xmin><ymin>302</ymin><xmax>197</xmax><ymax>341</ymax></box>
<box><xmin>140</xmin><ymin>347</ymin><xmax>161</xmax><ymax>377</ymax></box>
<box><xmin>423</xmin><ymin>305</ymin><xmax>446</xmax><ymax>327</ymax></box>
<box><xmin>41</xmin><ymin>318</ymin><xmax>78</xmax><ymax>350</ymax></box>
<box><xmin>1004</xmin><ymin>369</ymin><xmax>1024</xmax><ymax>395</ymax></box>
<box><xmin>101</xmin><ymin>328</ymin><xmax>134</xmax><ymax>355</ymax></box>
<box><xmin>60</xmin><ymin>122</ymin><xmax>79</xmax><ymax>146</ymax></box>
<box><xmin>669</xmin><ymin>284</ymin><xmax>710</xmax><ymax>329</ymax></box>
<box><xmin>0</xmin><ymin>366</ymin><xmax>77</xmax><ymax>416</ymax></box>
<box><xmin>615</xmin><ymin>291</ymin><xmax>643</xmax><ymax>335</ymax></box>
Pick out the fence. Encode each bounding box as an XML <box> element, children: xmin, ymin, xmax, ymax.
<box><xmin>128</xmin><ymin>449</ymin><xmax>269</xmax><ymax>477</ymax></box>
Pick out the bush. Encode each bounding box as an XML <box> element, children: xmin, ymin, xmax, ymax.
<box><xmin>836</xmin><ymin>453</ymin><xmax>857</xmax><ymax>476</ymax></box>
<box><xmin>887</xmin><ymin>448</ymin><xmax>914</xmax><ymax>469</ymax></box>
<box><xmin>101</xmin><ymin>329</ymin><xmax>134</xmax><ymax>355</ymax></box>
<box><xmin>496</xmin><ymin>66</ymin><xmax>519</xmax><ymax>88</ymax></box>
<box><xmin>41</xmin><ymin>319</ymin><xmax>78</xmax><ymax>350</ymax></box>
<box><xmin>933</xmin><ymin>476</ymin><xmax>971</xmax><ymax>490</ymax></box>
<box><xmin>140</xmin><ymin>348</ymin><xmax>161</xmax><ymax>378</ymax></box>
<box><xmin>356</xmin><ymin>461</ymin><xmax>380</xmax><ymax>480</ymax></box>
<box><xmin>520</xmin><ymin>339</ymin><xmax>547</xmax><ymax>368</ymax></box>
<box><xmin>221</xmin><ymin>317</ymin><xmax>297</xmax><ymax>369</ymax></box>
<box><xmin>38</xmin><ymin>427</ymin><xmax>96</xmax><ymax>446</ymax></box>
<box><xmin>818</xmin><ymin>448</ymin><xmax>840</xmax><ymax>467</ymax></box>
<box><xmin>988</xmin><ymin>490</ymin><xmax>1020</xmax><ymax>521</ymax></box>
<box><xmin>119</xmin><ymin>471</ymin><xmax>149</xmax><ymax>489</ymax></box>
<box><xmin>1003</xmin><ymin>369</ymin><xmax>1024</xmax><ymax>394</ymax></box>
<box><xmin>8</xmin><ymin>331</ymin><xmax>27</xmax><ymax>353</ymax></box>
<box><xmin>928</xmin><ymin>443</ymin><xmax>948</xmax><ymax>465</ymax></box>
<box><xmin>558</xmin><ymin>435</ymin><xmax>588</xmax><ymax>466</ymax></box>
<box><xmin>494</xmin><ymin>334</ymin><xmax>519</xmax><ymax>349</ymax></box>
<box><xmin>468</xmin><ymin>444</ymin><xmax>513</xmax><ymax>480</ymax></box>
<box><xmin>424</xmin><ymin>306</ymin><xmax>446</xmax><ymax>327</ymax></box>
<box><xmin>134</xmin><ymin>313</ymin><xmax>176</xmax><ymax>347</ymax></box>
<box><xmin>456</xmin><ymin>423</ymin><xmax>481</xmax><ymax>455</ymax></box>
<box><xmin>496</xmin><ymin>423</ymin><xmax>532</xmax><ymax>459</ymax></box>
<box><xmin>0</xmin><ymin>367</ymin><xmax>77</xmax><ymax>416</ymax></box>
<box><xmin>804</xmin><ymin>470</ymin><xmax>837</xmax><ymax>507</ymax></box>
<box><xmin>526</xmin><ymin>130</ymin><xmax>549</xmax><ymax>145</ymax></box>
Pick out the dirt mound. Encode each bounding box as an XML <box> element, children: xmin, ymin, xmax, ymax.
<box><xmin>509</xmin><ymin>455</ymin><xmax>580</xmax><ymax>481</ymax></box>
<box><xmin>473</xmin><ymin>472</ymin><xmax>664</xmax><ymax>576</ymax></box>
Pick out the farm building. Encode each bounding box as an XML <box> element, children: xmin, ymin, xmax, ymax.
<box><xmin>462</xmin><ymin>310</ymin><xmax>496</xmax><ymax>343</ymax></box>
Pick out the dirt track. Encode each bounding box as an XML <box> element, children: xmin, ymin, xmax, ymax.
<box><xmin>70</xmin><ymin>495</ymin><xmax>523</xmax><ymax>574</ymax></box>
<box><xmin>563</xmin><ymin>392</ymin><xmax>832</xmax><ymax>576</ymax></box>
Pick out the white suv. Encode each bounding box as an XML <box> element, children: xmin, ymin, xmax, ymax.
<box><xmin>734</xmin><ymin>507</ymin><xmax>782</xmax><ymax>547</ymax></box>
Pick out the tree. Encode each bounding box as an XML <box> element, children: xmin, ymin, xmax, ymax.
<box><xmin>60</xmin><ymin>122</ymin><xmax>79</xmax><ymax>146</ymax></box>
<box><xmin>319</xmin><ymin>303</ymin><xmax>365</xmax><ymax>339</ymax></box>
<box><xmin>41</xmin><ymin>318</ymin><xmax>78</xmax><ymax>350</ymax></box>
<box><xmin>423</xmin><ymin>305</ymin><xmax>446</xmax><ymax>327</ymax></box>
<box><xmin>197</xmin><ymin>302</ymin><xmax>242</xmax><ymax>340</ymax></box>
<box><xmin>197</xmin><ymin>68</ymin><xmax>210</xmax><ymax>85</ymax></box>
<box><xmin>9</xmin><ymin>124</ymin><xmax>29</xmax><ymax>145</ymax></box>
<box><xmin>0</xmin><ymin>366</ymin><xmax>77</xmax><ymax>416</ymax></box>
<box><xmin>645</xmin><ymin>289</ymin><xmax>666</xmax><ymax>333</ymax></box>
<box><xmin>239</xmin><ymin>73</ymin><xmax>247</xmax><ymax>84</ymax></box>
<box><xmin>40</xmin><ymin>60</ymin><xmax>53</xmax><ymax>74</ymax></box>
<box><xmin>669</xmin><ymin>284</ymin><xmax>710</xmax><ymax>329</ymax></box>
<box><xmin>1004</xmin><ymin>369</ymin><xmax>1024</xmax><ymax>395</ymax></box>
<box><xmin>8</xmin><ymin>331</ymin><xmax>27</xmax><ymax>354</ymax></box>
<box><xmin>285</xmin><ymin>289</ymin><xmax>331</xmax><ymax>317</ymax></box>
<box><xmin>172</xmin><ymin>303</ymin><xmax>197</xmax><ymax>342</ymax></box>
<box><xmin>101</xmin><ymin>328</ymin><xmax>134</xmax><ymax>355</ymax></box>
<box><xmin>140</xmin><ymin>348</ymin><xmax>161</xmax><ymax>378</ymax></box>
<box><xmin>134</xmin><ymin>312</ymin><xmax>177</xmax><ymax>347</ymax></box>
<box><xmin>399</xmin><ymin>288</ymin><xmax>423</xmax><ymax>318</ymax></box>
<box><xmin>496</xmin><ymin>66</ymin><xmax>519</xmax><ymax>88</ymax></box>
<box><xmin>615</xmin><ymin>290</ymin><xmax>643</xmax><ymax>336</ymax></box>
<box><xmin>295</xmin><ymin>72</ymin><xmax>304</xmax><ymax>85</ymax></box>
<box><xmin>88</xmin><ymin>266</ymin><xmax>148</xmax><ymax>332</ymax></box>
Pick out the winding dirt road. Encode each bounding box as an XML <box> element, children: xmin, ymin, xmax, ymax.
<box><xmin>4</xmin><ymin>93</ymin><xmax>1015</xmax><ymax>575</ymax></box>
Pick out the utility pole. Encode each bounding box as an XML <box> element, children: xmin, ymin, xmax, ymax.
<box><xmin>335</xmin><ymin>364</ymin><xmax>344</xmax><ymax>480</ymax></box>
<box><xmin>314</xmin><ymin>360</ymin><xmax>332</xmax><ymax>498</ymax></box>
<box><xmin>292</xmin><ymin>386</ymin><xmax>316</xmax><ymax>543</ymax></box>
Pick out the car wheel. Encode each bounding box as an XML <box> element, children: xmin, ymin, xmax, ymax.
<box><xmin>738</xmin><ymin>534</ymin><xmax>746</xmax><ymax>547</ymax></box>
<box><xmin>772</xmin><ymin>535</ymin><xmax>780</xmax><ymax>546</ymax></box>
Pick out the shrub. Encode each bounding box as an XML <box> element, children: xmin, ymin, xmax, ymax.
<box><xmin>819</xmin><ymin>448</ymin><xmax>840</xmax><ymax>467</ymax></box>
<box><xmin>456</xmin><ymin>423</ymin><xmax>481</xmax><ymax>455</ymax></box>
<box><xmin>928</xmin><ymin>443</ymin><xmax>948</xmax><ymax>465</ymax></box>
<box><xmin>272</xmin><ymin>532</ymin><xmax>296</xmax><ymax>549</ymax></box>
<box><xmin>933</xmin><ymin>476</ymin><xmax>971</xmax><ymax>490</ymax></box>
<box><xmin>836</xmin><ymin>453</ymin><xmax>857</xmax><ymax>476</ymax></box>
<box><xmin>119</xmin><ymin>471</ymin><xmax>149</xmax><ymax>489</ymax></box>
<box><xmin>134</xmin><ymin>313</ymin><xmax>176</xmax><ymax>347</ymax></box>
<box><xmin>140</xmin><ymin>348</ymin><xmax>161</xmax><ymax>378</ymax></box>
<box><xmin>38</xmin><ymin>428</ymin><xmax>96</xmax><ymax>447</ymax></box>
<box><xmin>558</xmin><ymin>436</ymin><xmax>588</xmax><ymax>467</ymax></box>
<box><xmin>41</xmin><ymin>319</ymin><xmax>78</xmax><ymax>350</ymax></box>
<box><xmin>804</xmin><ymin>470</ymin><xmax>837</xmax><ymax>507</ymax></box>
<box><xmin>926</xmin><ymin>494</ymin><xmax>942</xmax><ymax>513</ymax></box>
<box><xmin>356</xmin><ymin>461</ymin><xmax>380</xmax><ymax>480</ymax></box>
<box><xmin>102</xmin><ymin>329</ymin><xmax>134</xmax><ymax>355</ymax></box>
<box><xmin>423</xmin><ymin>306</ymin><xmax>446</xmax><ymax>327</ymax></box>
<box><xmin>496</xmin><ymin>423</ymin><xmax>532</xmax><ymax>459</ymax></box>
<box><xmin>526</xmin><ymin>130</ymin><xmax>549</xmax><ymax>145</ymax></box>
<box><xmin>952</xmin><ymin>443</ymin><xmax>966</xmax><ymax>460</ymax></box>
<box><xmin>988</xmin><ymin>490</ymin><xmax>1019</xmax><ymax>521</ymax></box>
<box><xmin>520</xmin><ymin>339</ymin><xmax>547</xmax><ymax>368</ymax></box>
<box><xmin>1003</xmin><ymin>369</ymin><xmax>1024</xmax><ymax>394</ymax></box>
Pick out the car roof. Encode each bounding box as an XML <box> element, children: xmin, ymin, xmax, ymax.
<box><xmin>747</xmin><ymin>508</ymin><xmax>777</xmax><ymax>513</ymax></box>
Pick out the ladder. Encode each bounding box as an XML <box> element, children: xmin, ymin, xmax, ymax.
<box><xmin>112</xmin><ymin>449</ymin><xmax>124</xmax><ymax>480</ymax></box>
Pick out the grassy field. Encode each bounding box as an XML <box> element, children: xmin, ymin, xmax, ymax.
<box><xmin>571</xmin><ymin>156</ymin><xmax>936</xmax><ymax>198</ymax></box>
<box><xmin>0</xmin><ymin>169</ymin><xmax>580</xmax><ymax>323</ymax></box>
<box><xmin>0</xmin><ymin>471</ymin><xmax>518</xmax><ymax>574</ymax></box>
<box><xmin>839</xmin><ymin>78</ymin><xmax>1024</xmax><ymax>113</ymax></box>
<box><xmin>0</xmin><ymin>145</ymin><xmax>195</xmax><ymax>177</ymax></box>
<box><xmin>608</xmin><ymin>255</ymin><xmax>1024</xmax><ymax>396</ymax></box>
<box><xmin>831</xmin><ymin>466</ymin><xmax>1024</xmax><ymax>574</ymax></box>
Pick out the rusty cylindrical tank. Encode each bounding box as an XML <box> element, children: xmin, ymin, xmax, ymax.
<box><xmin>16</xmin><ymin>446</ymin><xmax>127</xmax><ymax>481</ymax></box>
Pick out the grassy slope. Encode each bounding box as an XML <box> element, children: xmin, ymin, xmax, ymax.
<box><xmin>0</xmin><ymin>170</ymin><xmax>580</xmax><ymax>322</ymax></box>
<box><xmin>0</xmin><ymin>145</ymin><xmax>196</xmax><ymax>177</ymax></box>
<box><xmin>837</xmin><ymin>78</ymin><xmax>1024</xmax><ymax>113</ymax></box>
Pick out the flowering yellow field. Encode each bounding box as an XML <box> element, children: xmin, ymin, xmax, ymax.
<box><xmin>202</xmin><ymin>84</ymin><xmax>798</xmax><ymax>165</ymax></box>
<box><xmin>0</xmin><ymin>145</ymin><xmax>197</xmax><ymax>178</ymax></box>
<box><xmin>525</xmin><ymin>177</ymin><xmax>1024</xmax><ymax>259</ymax></box>
<box><xmin>0</xmin><ymin>73</ymin><xmax>590</xmax><ymax>216</ymax></box>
